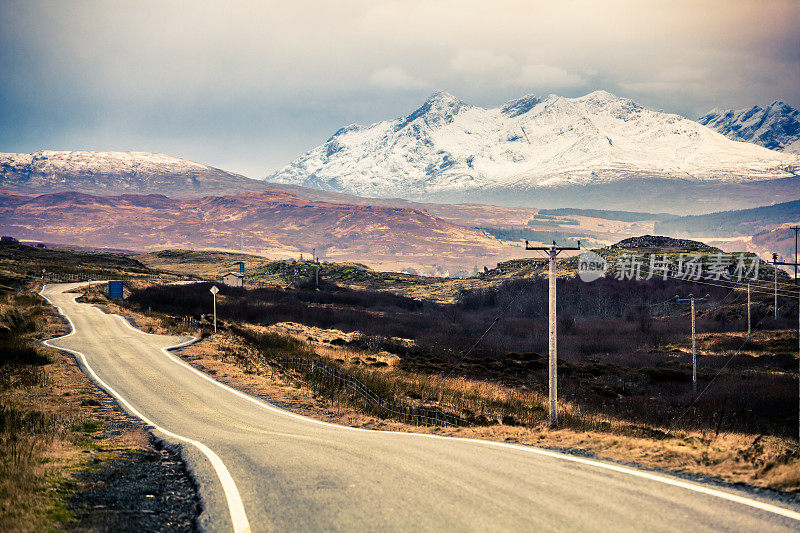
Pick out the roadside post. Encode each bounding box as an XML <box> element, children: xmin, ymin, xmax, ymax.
<box><xmin>210</xmin><ymin>285</ymin><xmax>219</xmax><ymax>333</ymax></box>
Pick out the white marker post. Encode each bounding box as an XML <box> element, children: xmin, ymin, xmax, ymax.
<box><xmin>210</xmin><ymin>285</ymin><xmax>219</xmax><ymax>333</ymax></box>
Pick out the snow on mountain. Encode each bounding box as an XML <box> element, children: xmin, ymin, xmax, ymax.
<box><xmin>2</xmin><ymin>150</ymin><xmax>206</xmax><ymax>175</ymax></box>
<box><xmin>698</xmin><ymin>101</ymin><xmax>800</xmax><ymax>154</ymax></box>
<box><xmin>0</xmin><ymin>150</ymin><xmax>265</xmax><ymax>197</ymax></box>
<box><xmin>267</xmin><ymin>90</ymin><xmax>800</xmax><ymax>201</ymax></box>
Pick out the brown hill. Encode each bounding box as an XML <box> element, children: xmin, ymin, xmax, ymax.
<box><xmin>0</xmin><ymin>191</ymin><xmax>515</xmax><ymax>272</ymax></box>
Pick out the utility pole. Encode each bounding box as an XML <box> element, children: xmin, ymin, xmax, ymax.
<box><xmin>772</xmin><ymin>253</ymin><xmax>800</xmax><ymax>445</ymax></box>
<box><xmin>210</xmin><ymin>285</ymin><xmax>219</xmax><ymax>333</ymax></box>
<box><xmin>525</xmin><ymin>239</ymin><xmax>581</xmax><ymax>428</ymax></box>
<box><xmin>792</xmin><ymin>226</ymin><xmax>799</xmax><ymax>284</ymax></box>
<box><xmin>747</xmin><ymin>283</ymin><xmax>752</xmax><ymax>337</ymax></box>
<box><xmin>774</xmin><ymin>259</ymin><xmax>779</xmax><ymax>319</ymax></box>
<box><xmin>676</xmin><ymin>294</ymin><xmax>709</xmax><ymax>393</ymax></box>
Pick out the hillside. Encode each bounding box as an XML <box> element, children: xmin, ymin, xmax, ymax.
<box><xmin>536</xmin><ymin>208</ymin><xmax>673</xmax><ymax>222</ymax></box>
<box><xmin>0</xmin><ymin>242</ymin><xmax>156</xmax><ymax>287</ymax></box>
<box><xmin>0</xmin><ymin>150</ymin><xmax>271</xmax><ymax>197</ymax></box>
<box><xmin>0</xmin><ymin>190</ymin><xmax>518</xmax><ymax>273</ymax></box>
<box><xmin>609</xmin><ymin>235</ymin><xmax>714</xmax><ymax>251</ymax></box>
<box><xmin>267</xmin><ymin>90</ymin><xmax>800</xmax><ymax>213</ymax></box>
<box><xmin>655</xmin><ymin>199</ymin><xmax>800</xmax><ymax>238</ymax></box>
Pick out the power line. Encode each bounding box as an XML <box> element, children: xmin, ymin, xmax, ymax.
<box><xmin>621</xmin><ymin>265</ymin><xmax>799</xmax><ymax>299</ymax></box>
<box><xmin>420</xmin><ymin>316</ymin><xmax>501</xmax><ymax>405</ymax></box>
<box><xmin>605</xmin><ymin>254</ymin><xmax>799</xmax><ymax>295</ymax></box>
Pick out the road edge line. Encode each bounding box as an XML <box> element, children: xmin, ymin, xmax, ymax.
<box><xmin>39</xmin><ymin>286</ymin><xmax>252</xmax><ymax>533</ymax></box>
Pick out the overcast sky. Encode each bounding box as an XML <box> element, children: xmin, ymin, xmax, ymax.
<box><xmin>1</xmin><ymin>0</ymin><xmax>798</xmax><ymax>178</ymax></box>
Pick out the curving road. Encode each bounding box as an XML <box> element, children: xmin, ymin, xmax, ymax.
<box><xmin>41</xmin><ymin>283</ymin><xmax>800</xmax><ymax>532</ymax></box>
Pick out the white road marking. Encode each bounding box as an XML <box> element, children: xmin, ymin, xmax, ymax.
<box><xmin>40</xmin><ymin>288</ymin><xmax>251</xmax><ymax>533</ymax></box>
<box><xmin>45</xmin><ymin>284</ymin><xmax>800</xmax><ymax>524</ymax></box>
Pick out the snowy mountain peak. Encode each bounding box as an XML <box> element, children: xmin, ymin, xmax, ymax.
<box><xmin>426</xmin><ymin>90</ymin><xmax>462</xmax><ymax>105</ymax></box>
<box><xmin>267</xmin><ymin>90</ymin><xmax>800</xmax><ymax>204</ymax></box>
<box><xmin>395</xmin><ymin>91</ymin><xmax>469</xmax><ymax>131</ymax></box>
<box><xmin>581</xmin><ymin>89</ymin><xmax>619</xmax><ymax>101</ymax></box>
<box><xmin>699</xmin><ymin>100</ymin><xmax>800</xmax><ymax>153</ymax></box>
<box><xmin>768</xmin><ymin>100</ymin><xmax>793</xmax><ymax>113</ymax></box>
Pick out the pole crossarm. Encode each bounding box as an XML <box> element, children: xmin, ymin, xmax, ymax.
<box><xmin>525</xmin><ymin>240</ymin><xmax>581</xmax><ymax>252</ymax></box>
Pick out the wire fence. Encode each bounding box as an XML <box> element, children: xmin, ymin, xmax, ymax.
<box><xmin>179</xmin><ymin>315</ymin><xmax>201</xmax><ymax>329</ymax></box>
<box><xmin>275</xmin><ymin>355</ymin><xmax>472</xmax><ymax>428</ymax></box>
<box><xmin>38</xmin><ymin>272</ymin><xmax>166</xmax><ymax>283</ymax></box>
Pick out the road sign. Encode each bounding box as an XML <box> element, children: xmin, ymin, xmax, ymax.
<box><xmin>108</xmin><ymin>280</ymin><xmax>123</xmax><ymax>299</ymax></box>
<box><xmin>210</xmin><ymin>285</ymin><xmax>219</xmax><ymax>332</ymax></box>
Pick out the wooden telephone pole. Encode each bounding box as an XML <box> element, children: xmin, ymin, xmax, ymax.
<box><xmin>676</xmin><ymin>294</ymin><xmax>708</xmax><ymax>393</ymax></box>
<box><xmin>525</xmin><ymin>240</ymin><xmax>581</xmax><ymax>428</ymax></box>
<box><xmin>772</xmin><ymin>253</ymin><xmax>800</xmax><ymax>445</ymax></box>
<box><xmin>791</xmin><ymin>226</ymin><xmax>799</xmax><ymax>284</ymax></box>
<box><xmin>747</xmin><ymin>283</ymin><xmax>752</xmax><ymax>337</ymax></box>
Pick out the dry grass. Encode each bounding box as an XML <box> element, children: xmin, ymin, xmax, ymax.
<box><xmin>0</xmin><ymin>289</ymin><xmax>153</xmax><ymax>531</ymax></box>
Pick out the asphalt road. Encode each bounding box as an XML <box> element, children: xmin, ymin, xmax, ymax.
<box><xmin>42</xmin><ymin>283</ymin><xmax>800</xmax><ymax>532</ymax></box>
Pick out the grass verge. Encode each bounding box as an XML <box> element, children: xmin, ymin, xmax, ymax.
<box><xmin>0</xmin><ymin>287</ymin><xmax>185</xmax><ymax>531</ymax></box>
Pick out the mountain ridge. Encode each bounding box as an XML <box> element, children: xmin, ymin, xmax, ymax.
<box><xmin>0</xmin><ymin>150</ymin><xmax>269</xmax><ymax>197</ymax></box>
<box><xmin>266</xmin><ymin>90</ymin><xmax>800</xmax><ymax>209</ymax></box>
<box><xmin>698</xmin><ymin>101</ymin><xmax>800</xmax><ymax>154</ymax></box>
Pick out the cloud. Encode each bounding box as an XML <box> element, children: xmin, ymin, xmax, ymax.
<box><xmin>512</xmin><ymin>64</ymin><xmax>586</xmax><ymax>88</ymax></box>
<box><xmin>369</xmin><ymin>67</ymin><xmax>429</xmax><ymax>90</ymax></box>
<box><xmin>449</xmin><ymin>51</ymin><xmax>586</xmax><ymax>91</ymax></box>
<box><xmin>1</xmin><ymin>0</ymin><xmax>798</xmax><ymax>176</ymax></box>
<box><xmin>450</xmin><ymin>49</ymin><xmax>515</xmax><ymax>75</ymax></box>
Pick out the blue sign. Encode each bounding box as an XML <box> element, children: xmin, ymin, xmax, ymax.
<box><xmin>239</xmin><ymin>262</ymin><xmax>245</xmax><ymax>273</ymax></box>
<box><xmin>108</xmin><ymin>280</ymin><xmax>124</xmax><ymax>299</ymax></box>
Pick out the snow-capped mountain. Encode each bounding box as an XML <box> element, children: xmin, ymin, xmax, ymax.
<box><xmin>698</xmin><ymin>101</ymin><xmax>800</xmax><ymax>154</ymax></box>
<box><xmin>267</xmin><ymin>91</ymin><xmax>800</xmax><ymax>210</ymax></box>
<box><xmin>0</xmin><ymin>150</ymin><xmax>266</xmax><ymax>197</ymax></box>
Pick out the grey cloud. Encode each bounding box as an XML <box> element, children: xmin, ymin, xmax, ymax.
<box><xmin>1</xmin><ymin>0</ymin><xmax>798</xmax><ymax>177</ymax></box>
